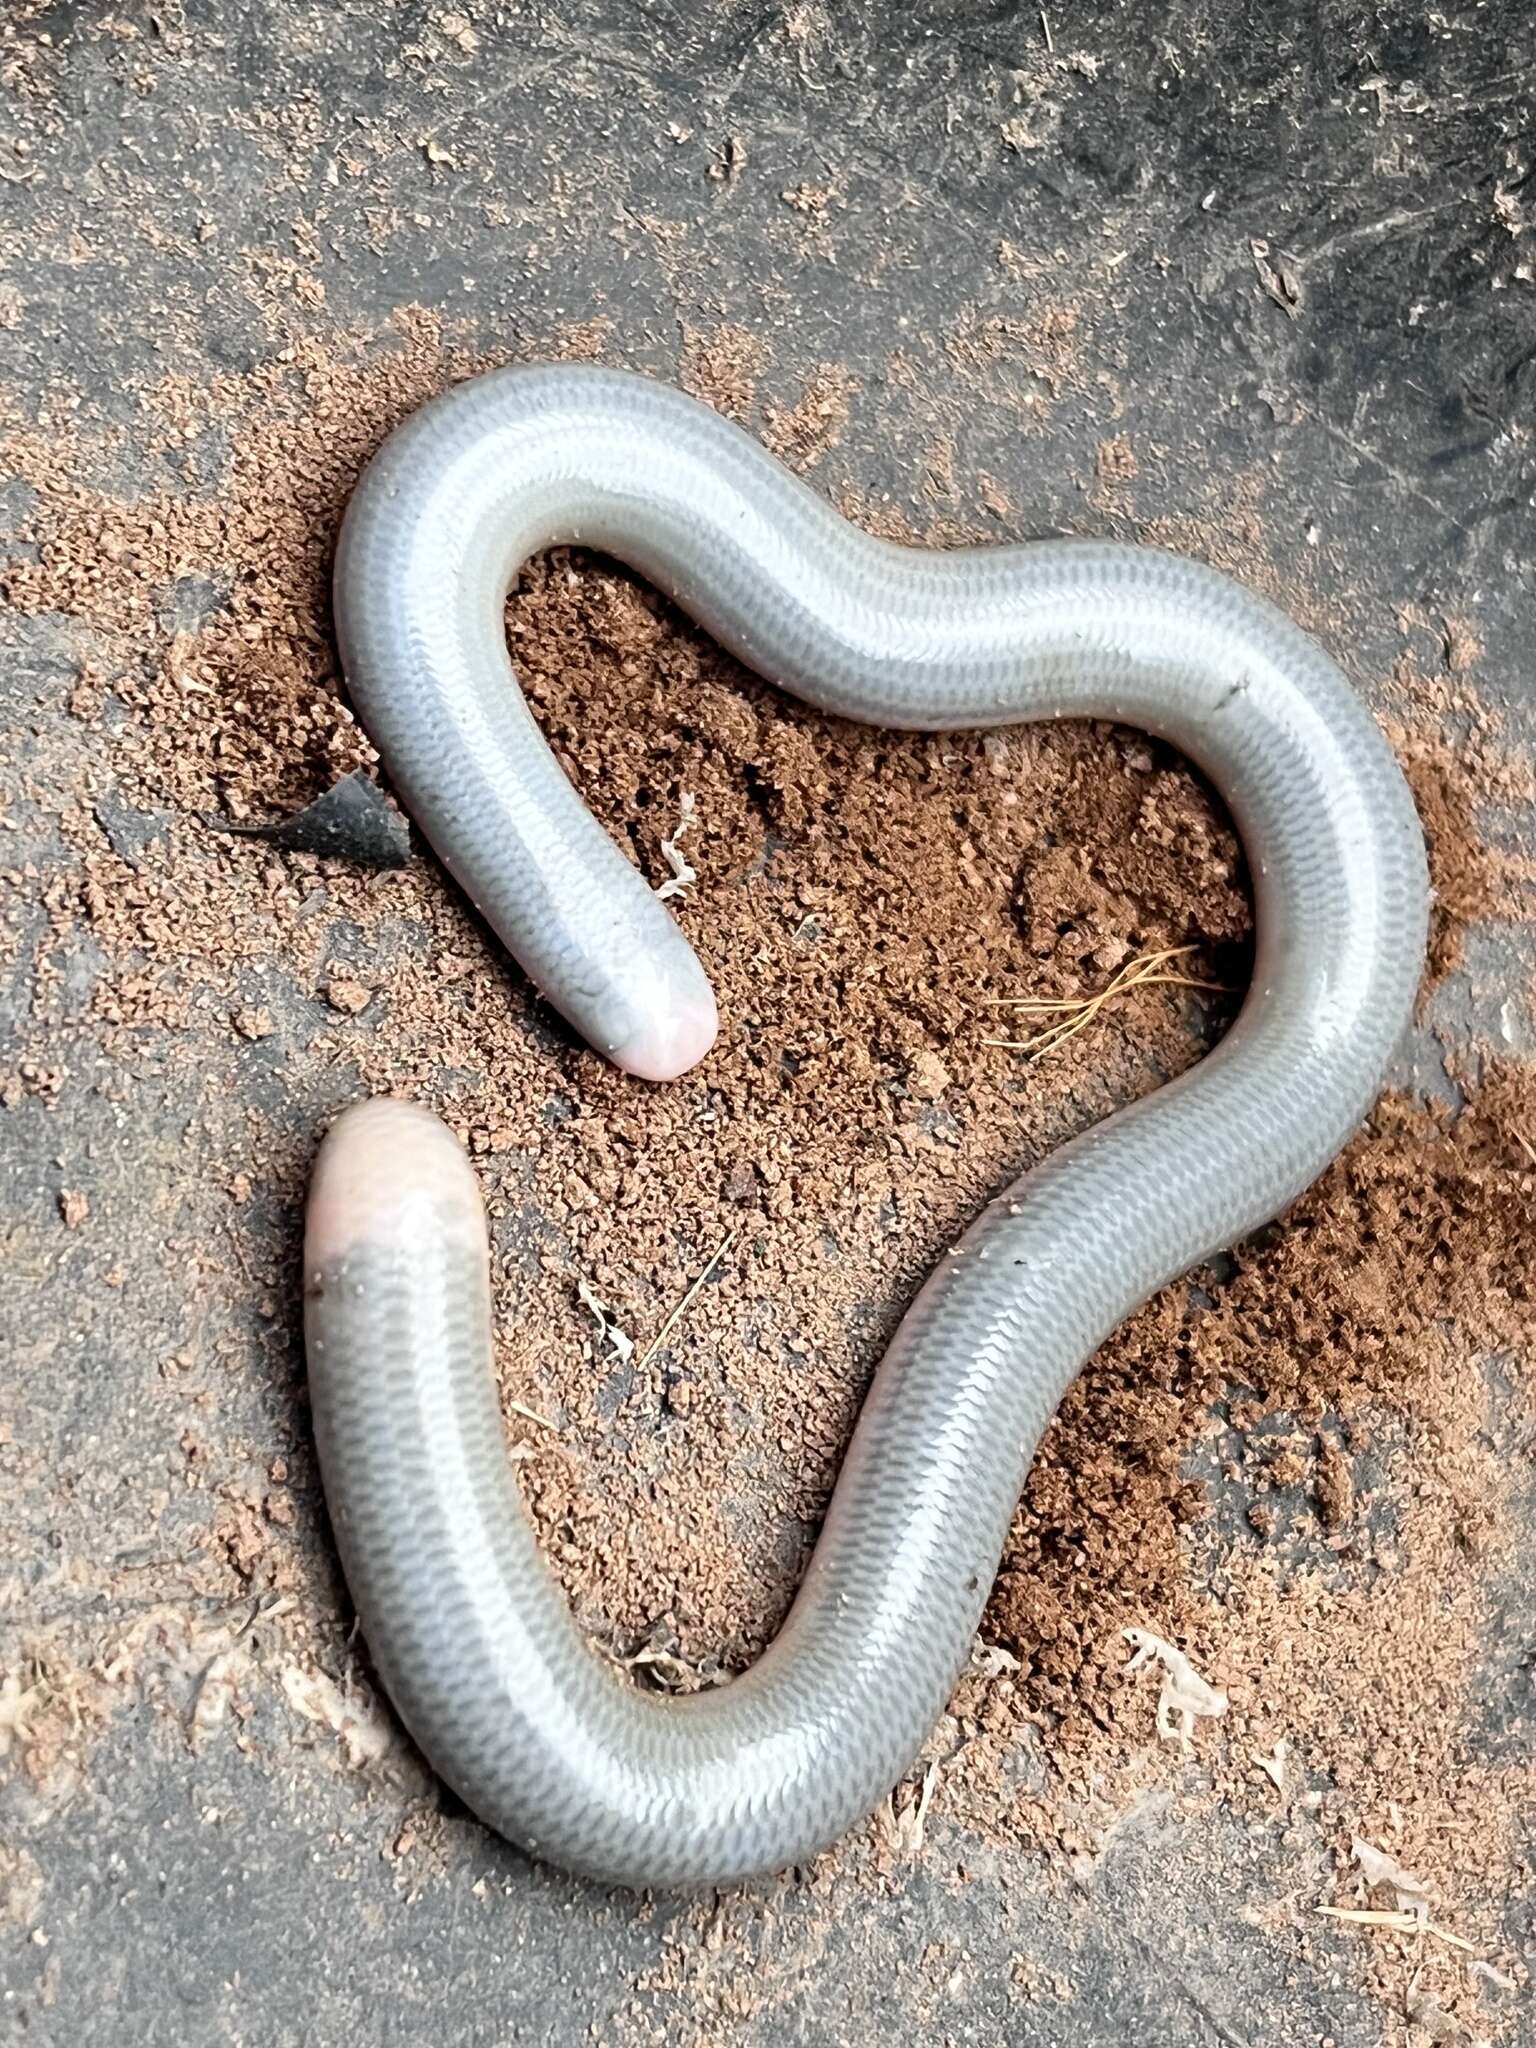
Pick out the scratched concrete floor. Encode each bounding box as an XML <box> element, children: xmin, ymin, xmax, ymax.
<box><xmin>2</xmin><ymin>4</ymin><xmax>1534</xmax><ymax>2044</ymax></box>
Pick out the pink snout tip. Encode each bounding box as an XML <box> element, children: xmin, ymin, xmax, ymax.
<box><xmin>611</xmin><ymin>990</ymin><xmax>719</xmax><ymax>1082</ymax></box>
<box><xmin>306</xmin><ymin>1097</ymin><xmax>485</xmax><ymax>1269</ymax></box>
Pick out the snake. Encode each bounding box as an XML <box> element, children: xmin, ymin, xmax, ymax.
<box><xmin>305</xmin><ymin>363</ymin><xmax>1428</xmax><ymax>1888</ymax></box>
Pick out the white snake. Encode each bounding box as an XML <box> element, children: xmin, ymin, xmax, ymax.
<box><xmin>305</xmin><ymin>364</ymin><xmax>1428</xmax><ymax>1886</ymax></box>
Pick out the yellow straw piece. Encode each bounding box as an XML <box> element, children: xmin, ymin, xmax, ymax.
<box><xmin>637</xmin><ymin>1230</ymin><xmax>737</xmax><ymax>1371</ymax></box>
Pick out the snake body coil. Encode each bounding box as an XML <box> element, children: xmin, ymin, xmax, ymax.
<box><xmin>307</xmin><ymin>364</ymin><xmax>1427</xmax><ymax>1887</ymax></box>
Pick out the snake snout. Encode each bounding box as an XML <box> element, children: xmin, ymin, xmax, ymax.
<box><xmin>306</xmin><ymin>1098</ymin><xmax>484</xmax><ymax>1267</ymax></box>
<box><xmin>610</xmin><ymin>983</ymin><xmax>719</xmax><ymax>1082</ymax></box>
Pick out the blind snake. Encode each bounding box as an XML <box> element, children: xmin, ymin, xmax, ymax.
<box><xmin>306</xmin><ymin>364</ymin><xmax>1428</xmax><ymax>1887</ymax></box>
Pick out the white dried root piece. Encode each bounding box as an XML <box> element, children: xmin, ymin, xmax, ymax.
<box><xmin>655</xmin><ymin>791</ymin><xmax>698</xmax><ymax>900</ymax></box>
<box><xmin>1352</xmin><ymin>1835</ymin><xmax>1434</xmax><ymax>1911</ymax></box>
<box><xmin>1317</xmin><ymin>1838</ymin><xmax>1486</xmax><ymax>1961</ymax></box>
<box><xmin>883</xmin><ymin>1759</ymin><xmax>941</xmax><ymax>1859</ymax></box>
<box><xmin>577</xmin><ymin>1277</ymin><xmax>635</xmax><ymax>1365</ymax></box>
<box><xmin>279</xmin><ymin>1663</ymin><xmax>392</xmax><ymax>1768</ymax></box>
<box><xmin>1122</xmin><ymin>1628</ymin><xmax>1229</xmax><ymax>1751</ymax></box>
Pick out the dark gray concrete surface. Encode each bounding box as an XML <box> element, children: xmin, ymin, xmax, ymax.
<box><xmin>2</xmin><ymin>3</ymin><xmax>1533</xmax><ymax>2043</ymax></box>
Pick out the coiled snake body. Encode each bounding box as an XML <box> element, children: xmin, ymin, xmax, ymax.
<box><xmin>306</xmin><ymin>364</ymin><xmax>1427</xmax><ymax>1887</ymax></box>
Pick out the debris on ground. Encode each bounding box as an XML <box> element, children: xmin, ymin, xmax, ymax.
<box><xmin>1352</xmin><ymin>1835</ymin><xmax>1435</xmax><ymax>1911</ymax></box>
<box><xmin>278</xmin><ymin>1664</ymin><xmax>393</xmax><ymax>1769</ymax></box>
<box><xmin>883</xmin><ymin>1760</ymin><xmax>941</xmax><ymax>1860</ymax></box>
<box><xmin>577</xmin><ymin>1277</ymin><xmax>636</xmax><ymax>1365</ymax></box>
<box><xmin>1122</xmin><ymin>1629</ymin><xmax>1230</xmax><ymax>1750</ymax></box>
<box><xmin>213</xmin><ymin>769</ymin><xmax>412</xmax><ymax>869</ymax></box>
<box><xmin>654</xmin><ymin>791</ymin><xmax>699</xmax><ymax>900</ymax></box>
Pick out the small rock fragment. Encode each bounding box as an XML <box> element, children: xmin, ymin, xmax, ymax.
<box><xmin>324</xmin><ymin>977</ymin><xmax>372</xmax><ymax>1016</ymax></box>
<box><xmin>1254</xmin><ymin>1737</ymin><xmax>1290</xmax><ymax>1795</ymax></box>
<box><xmin>905</xmin><ymin>1048</ymin><xmax>952</xmax><ymax>1100</ymax></box>
<box><xmin>972</xmin><ymin>1642</ymin><xmax>1021</xmax><ymax>1678</ymax></box>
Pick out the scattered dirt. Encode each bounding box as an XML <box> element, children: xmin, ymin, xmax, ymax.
<box><xmin>1095</xmin><ymin>433</ymin><xmax>1138</xmax><ymax>483</ymax></box>
<box><xmin>1387</xmin><ymin>692</ymin><xmax>1536</xmax><ymax>994</ymax></box>
<box><xmin>680</xmin><ymin>321</ymin><xmax>766</xmax><ymax>423</ymax></box>
<box><xmin>2</xmin><ymin>309</ymin><xmax>1533</xmax><ymax>2042</ymax></box>
<box><xmin>762</xmin><ymin>365</ymin><xmax>859</xmax><ymax>471</ymax></box>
